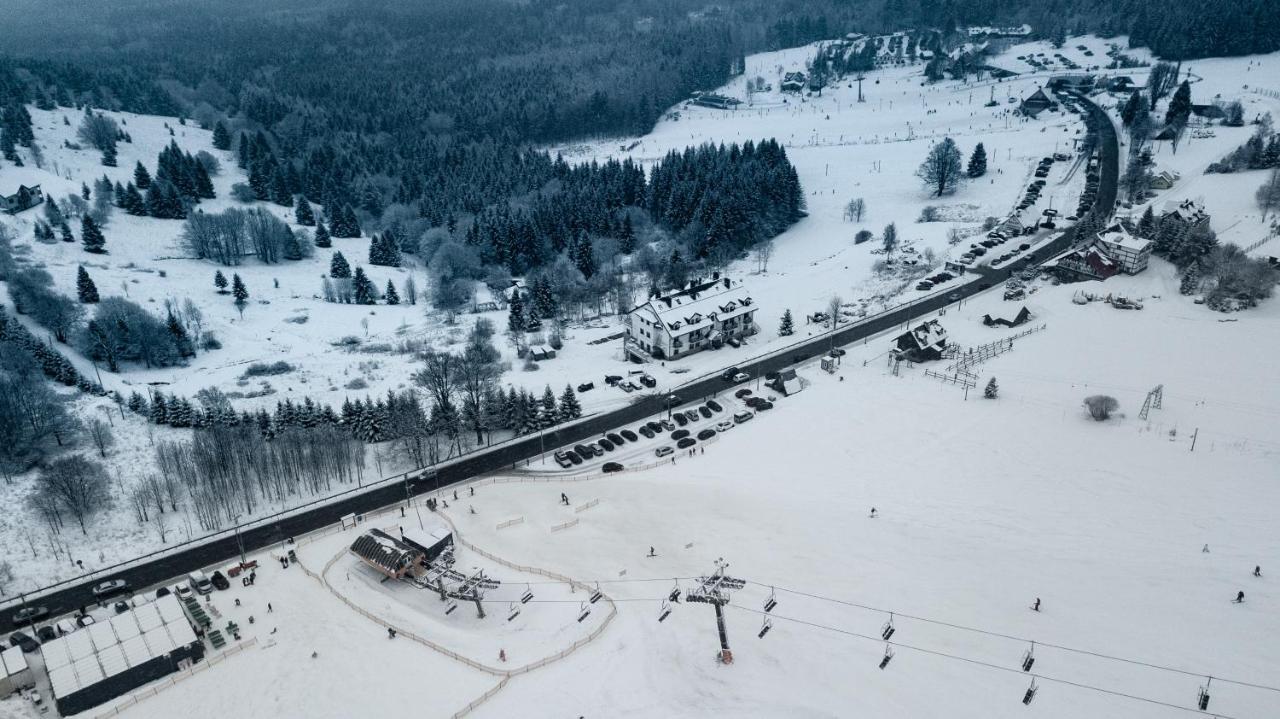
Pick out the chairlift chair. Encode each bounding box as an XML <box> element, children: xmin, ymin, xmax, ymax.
<box><xmin>758</xmin><ymin>617</ymin><xmax>773</xmax><ymax>639</ymax></box>
<box><xmin>445</xmin><ymin>600</ymin><xmax>459</xmax><ymax>616</ymax></box>
<box><xmin>577</xmin><ymin>602</ymin><xmax>591</xmax><ymax>623</ymax></box>
<box><xmin>1021</xmin><ymin>642</ymin><xmax>1035</xmax><ymax>672</ymax></box>
<box><xmin>658</xmin><ymin>601</ymin><xmax>673</xmax><ymax>623</ymax></box>
<box><xmin>763</xmin><ymin>587</ymin><xmax>778</xmax><ymax>613</ymax></box>
<box><xmin>881</xmin><ymin>613</ymin><xmax>896</xmax><ymax>641</ymax></box>
<box><xmin>669</xmin><ymin>584</ymin><xmax>682</xmax><ymax>603</ymax></box>
<box><xmin>520</xmin><ymin>585</ymin><xmax>534</xmax><ymax>604</ymax></box>
<box><xmin>879</xmin><ymin>644</ymin><xmax>895</xmax><ymax>669</ymax></box>
<box><xmin>589</xmin><ymin>582</ymin><xmax>603</xmax><ymax>604</ymax></box>
<box><xmin>1022</xmin><ymin>678</ymin><xmax>1038</xmax><ymax>705</ymax></box>
<box><xmin>507</xmin><ymin>602</ymin><xmax>520</xmax><ymax>622</ymax></box>
<box><xmin>1198</xmin><ymin>678</ymin><xmax>1212</xmax><ymax>711</ymax></box>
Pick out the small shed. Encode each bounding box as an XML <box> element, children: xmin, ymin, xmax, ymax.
<box><xmin>400</xmin><ymin>523</ymin><xmax>454</xmax><ymax>563</ymax></box>
<box><xmin>349</xmin><ymin>528</ymin><xmax>424</xmax><ymax>579</ymax></box>
<box><xmin>770</xmin><ymin>368</ymin><xmax>804</xmax><ymax>396</ymax></box>
<box><xmin>0</xmin><ymin>646</ymin><xmax>33</xmax><ymax>697</ymax></box>
<box><xmin>983</xmin><ymin>306</ymin><xmax>1032</xmax><ymax>328</ymax></box>
<box><xmin>891</xmin><ymin>320</ymin><xmax>949</xmax><ymax>362</ymax></box>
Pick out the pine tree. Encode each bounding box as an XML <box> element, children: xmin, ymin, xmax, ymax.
<box><xmin>384</xmin><ymin>280</ymin><xmax>400</xmax><ymax>305</ymax></box>
<box><xmin>984</xmin><ymin>377</ymin><xmax>998</xmax><ymax>399</ymax></box>
<box><xmin>194</xmin><ymin>162</ymin><xmax>215</xmax><ymax>199</ymax></box>
<box><xmin>214</xmin><ymin>270</ymin><xmax>228</xmax><ymax>293</ymax></box>
<box><xmin>330</xmin><ymin>251</ymin><xmax>351</xmax><ymax>278</ymax></box>
<box><xmin>212</xmin><ymin>121</ymin><xmax>232</xmax><ymax>151</ymax></box>
<box><xmin>76</xmin><ymin>266</ymin><xmax>99</xmax><ymax>303</ymax></box>
<box><xmin>167</xmin><ymin>312</ymin><xmax>194</xmax><ymax>357</ymax></box>
<box><xmin>150</xmin><ymin>394</ymin><xmax>169</xmax><ymax>424</ymax></box>
<box><xmin>1165</xmin><ymin>80</ymin><xmax>1192</xmax><ymax>128</ymax></box>
<box><xmin>1179</xmin><ymin>263</ymin><xmax>1201</xmax><ymax>295</ymax></box>
<box><xmin>778</xmin><ymin>308</ymin><xmax>795</xmax><ymax>336</ymax></box>
<box><xmin>81</xmin><ymin>215</ymin><xmax>106</xmax><ymax>253</ymax></box>
<box><xmin>134</xmin><ymin>161</ymin><xmax>151</xmax><ymax>189</ymax></box>
<box><xmin>295</xmin><ymin>197</ymin><xmax>315</xmax><ymax>226</ymax></box>
<box><xmin>1121</xmin><ymin>91</ymin><xmax>1144</xmax><ymax>126</ymax></box>
<box><xmin>283</xmin><ymin>228</ymin><xmax>303</xmax><ymax>261</ymax></box>
<box><xmin>1137</xmin><ymin>205</ymin><xmax>1156</xmax><ymax>238</ymax></box>
<box><xmin>232</xmin><ymin>273</ymin><xmax>249</xmax><ymax>317</ymax></box>
<box><xmin>352</xmin><ymin>267</ymin><xmax>376</xmax><ymax>304</ymax></box>
<box><xmin>313</xmin><ymin>220</ymin><xmax>331</xmax><ymax>248</ymax></box>
<box><xmin>60</xmin><ymin>222</ymin><xmax>75</xmax><ymax>243</ymax></box>
<box><xmin>966</xmin><ymin>142</ymin><xmax>987</xmax><ymax>178</ymax></box>
<box><xmin>101</xmin><ymin>145</ymin><xmax>117</xmax><ymax>167</ymax></box>
<box><xmin>558</xmin><ymin>384</ymin><xmax>582</xmax><ymax>422</ymax></box>
<box><xmin>539</xmin><ymin>385</ymin><xmax>558</xmax><ymax>428</ymax></box>
<box><xmin>619</xmin><ymin>214</ymin><xmax>636</xmax><ymax>254</ymax></box>
<box><xmin>123</xmin><ymin>183</ymin><xmax>146</xmax><ymax>215</ymax></box>
<box><xmin>507</xmin><ymin>290</ymin><xmax>525</xmax><ymax>335</ymax></box>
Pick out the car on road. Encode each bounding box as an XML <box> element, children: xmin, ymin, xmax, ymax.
<box><xmin>602</xmin><ymin>462</ymin><xmax>624</xmax><ymax>473</ymax></box>
<box><xmin>606</xmin><ymin>432</ymin><xmax>624</xmax><ymax>446</ymax></box>
<box><xmin>948</xmin><ymin>293</ymin><xmax>960</xmax><ymax>302</ymax></box>
<box><xmin>598</xmin><ymin>438</ymin><xmax>615</xmax><ymax>451</ymax></box>
<box><xmin>698</xmin><ymin>406</ymin><xmax>713</xmax><ymax>419</ymax></box>
<box><xmin>638</xmin><ymin>426</ymin><xmax>655</xmax><ymax>439</ymax></box>
<box><xmin>671</xmin><ymin>429</ymin><xmax>690</xmax><ymax>441</ymax></box>
<box><xmin>9</xmin><ymin>631</ymin><xmax>39</xmax><ymax>653</ymax></box>
<box><xmin>733</xmin><ymin>410</ymin><xmax>754</xmax><ymax>424</ymax></box>
<box><xmin>676</xmin><ymin>437</ymin><xmax>697</xmax><ymax>449</ymax></box>
<box><xmin>731</xmin><ymin>372</ymin><xmax>750</xmax><ymax>383</ymax></box>
<box><xmin>655</xmin><ymin>446</ymin><xmax>674</xmax><ymax>458</ymax></box>
<box><xmin>829</xmin><ymin>348</ymin><xmax>846</xmax><ymax>357</ymax></box>
<box><xmin>734</xmin><ymin>388</ymin><xmax>752</xmax><ymax>399</ymax></box>
<box><xmin>620</xmin><ymin>429</ymin><xmax>638</xmax><ymax>442</ymax></box>
<box><xmin>92</xmin><ymin>579</ymin><xmax>129</xmax><ymax>599</ymax></box>
<box><xmin>672</xmin><ymin>412</ymin><xmax>688</xmax><ymax>427</ymax></box>
<box><xmin>716</xmin><ymin>420</ymin><xmax>734</xmax><ymax>432</ymax></box>
<box><xmin>11</xmin><ymin>606</ymin><xmax>48</xmax><ymax>626</ymax></box>
<box><xmin>706</xmin><ymin>400</ymin><xmax>723</xmax><ymax>412</ymax></box>
<box><xmin>554</xmin><ymin>451</ymin><xmax>575</xmax><ymax>468</ymax></box>
<box><xmin>721</xmin><ymin>367</ymin><xmax>741</xmax><ymax>382</ymax></box>
<box><xmin>697</xmin><ymin>429</ymin><xmax>716</xmax><ymax>441</ymax></box>
<box><xmin>577</xmin><ymin>382</ymin><xmax>594</xmax><ymax>393</ymax></box>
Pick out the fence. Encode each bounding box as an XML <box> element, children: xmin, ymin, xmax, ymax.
<box><xmin>947</xmin><ymin>323</ymin><xmax>1047</xmax><ymax>375</ymax></box>
<box><xmin>923</xmin><ymin>369</ymin><xmax>977</xmax><ymax>390</ymax></box>
<box><xmin>573</xmin><ymin>499</ymin><xmax>601</xmax><ymax>514</ymax></box>
<box><xmin>496</xmin><ymin>517</ymin><xmax>525</xmax><ymax>530</ymax></box>
<box><xmin>92</xmin><ymin>637</ymin><xmax>259</xmax><ymax>718</ymax></box>
<box><xmin>1241</xmin><ymin>233</ymin><xmax>1276</xmax><ymax>255</ymax></box>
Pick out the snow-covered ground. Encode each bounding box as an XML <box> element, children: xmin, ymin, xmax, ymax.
<box><xmin>9</xmin><ymin>256</ymin><xmax>1273</xmax><ymax>719</ymax></box>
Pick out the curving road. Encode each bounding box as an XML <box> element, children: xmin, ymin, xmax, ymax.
<box><xmin>1</xmin><ymin>94</ymin><xmax>1117</xmax><ymax>636</ymax></box>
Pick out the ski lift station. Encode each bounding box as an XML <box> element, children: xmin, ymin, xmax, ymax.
<box><xmin>348</xmin><ymin>514</ymin><xmax>454</xmax><ymax>580</ymax></box>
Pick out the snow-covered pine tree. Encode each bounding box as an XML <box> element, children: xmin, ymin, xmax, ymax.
<box><xmin>212</xmin><ymin>121</ymin><xmax>231</xmax><ymax>151</ymax></box>
<box><xmin>81</xmin><ymin>215</ymin><xmax>106</xmax><ymax>253</ymax></box>
<box><xmin>214</xmin><ymin>270</ymin><xmax>228</xmax><ymax>293</ymax></box>
<box><xmin>59</xmin><ymin>222</ymin><xmax>74</xmax><ymax>243</ymax></box>
<box><xmin>150</xmin><ymin>394</ymin><xmax>169</xmax><ymax>424</ymax></box>
<box><xmin>232</xmin><ymin>274</ymin><xmax>249</xmax><ymax>316</ymax></box>
<box><xmin>540</xmin><ymin>385</ymin><xmax>558</xmax><ymax>427</ymax></box>
<box><xmin>283</xmin><ymin>228</ymin><xmax>303</xmax><ymax>261</ymax></box>
<box><xmin>295</xmin><ymin>197</ymin><xmax>315</xmax><ymax>226</ymax></box>
<box><xmin>778</xmin><ymin>308</ymin><xmax>795</xmax><ymax>336</ymax></box>
<box><xmin>507</xmin><ymin>290</ymin><xmax>525</xmax><ymax>335</ymax></box>
<box><xmin>352</xmin><ymin>267</ymin><xmax>377</xmax><ymax>304</ymax></box>
<box><xmin>134</xmin><ymin>161</ymin><xmax>151</xmax><ymax>189</ymax></box>
<box><xmin>330</xmin><ymin>251</ymin><xmax>351</xmax><ymax>278</ymax></box>
<box><xmin>967</xmin><ymin>142</ymin><xmax>987</xmax><ymax>178</ymax></box>
<box><xmin>76</xmin><ymin>266</ymin><xmax>99</xmax><ymax>303</ymax></box>
<box><xmin>314</xmin><ymin>220</ymin><xmax>332</xmax><ymax>248</ymax></box>
<box><xmin>558</xmin><ymin>384</ymin><xmax>582</xmax><ymax>422</ymax></box>
<box><xmin>984</xmin><ymin>377</ymin><xmax>998</xmax><ymax>399</ymax></box>
<box><xmin>384</xmin><ymin>280</ymin><xmax>400</xmax><ymax>305</ymax></box>
<box><xmin>531</xmin><ymin>275</ymin><xmax>556</xmax><ymax>318</ymax></box>
<box><xmin>619</xmin><ymin>214</ymin><xmax>636</xmax><ymax>254</ymax></box>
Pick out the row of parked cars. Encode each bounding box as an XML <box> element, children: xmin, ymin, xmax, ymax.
<box><xmin>916</xmin><ymin>270</ymin><xmax>958</xmax><ymax>292</ymax></box>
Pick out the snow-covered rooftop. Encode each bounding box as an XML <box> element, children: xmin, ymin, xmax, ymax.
<box><xmin>1097</xmin><ymin>223</ymin><xmax>1152</xmax><ymax>252</ymax></box>
<box><xmin>637</xmin><ymin>279</ymin><xmax>755</xmax><ymax>333</ymax></box>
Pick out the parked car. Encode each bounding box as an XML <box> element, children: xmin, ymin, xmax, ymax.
<box><xmin>598</xmin><ymin>438</ymin><xmax>615</xmax><ymax>451</ymax></box>
<box><xmin>574</xmin><ymin>444</ymin><xmax>593</xmax><ymax>458</ymax></box>
<box><xmin>602</xmin><ymin>462</ymin><xmax>624</xmax><ymax>473</ymax></box>
<box><xmin>554</xmin><ymin>451</ymin><xmax>575</xmax><ymax>468</ymax></box>
<box><xmin>568</xmin><ymin>451</ymin><xmax>583</xmax><ymax>465</ymax></box>
<box><xmin>716</xmin><ymin>420</ymin><xmax>734</xmax><ymax>432</ymax></box>
<box><xmin>155</xmin><ymin>586</ymin><xmax>171</xmax><ymax>599</ymax></box>
<box><xmin>660</xmin><ymin>420</ymin><xmax>676</xmax><ymax>432</ymax></box>
<box><xmin>698</xmin><ymin>406</ymin><xmax>713</xmax><ymax>419</ymax></box>
<box><xmin>211</xmin><ymin>570</ymin><xmax>230</xmax><ymax>591</ymax></box>
<box><xmin>577</xmin><ymin>382</ymin><xmax>594</xmax><ymax>393</ymax></box>
<box><xmin>755</xmin><ymin>400</ymin><xmax>775</xmax><ymax>411</ymax></box>
<box><xmin>734</xmin><ymin>388</ymin><xmax>753</xmax><ymax>399</ymax></box>
<box><xmin>188</xmin><ymin>570</ymin><xmax>214</xmax><ymax>596</ymax></box>
<box><xmin>618</xmin><ymin>382</ymin><xmax>634</xmax><ymax>393</ymax></box>
<box><xmin>8</xmin><ymin>631</ymin><xmax>39</xmax><ymax>653</ymax></box>
<box><xmin>676</xmin><ymin>437</ymin><xmax>697</xmax><ymax>449</ymax></box>
<box><xmin>683</xmin><ymin>410</ymin><xmax>700</xmax><ymax>423</ymax></box>
<box><xmin>671</xmin><ymin>429</ymin><xmax>690</xmax><ymax>441</ymax></box>
<box><xmin>11</xmin><ymin>606</ymin><xmax>48</xmax><ymax>626</ymax></box>
<box><xmin>639</xmin><ymin>426</ymin><xmax>655</xmax><ymax>439</ymax></box>
<box><xmin>1019</xmin><ymin>243</ymin><xmax>1031</xmax><ymax>251</ymax></box>
<box><xmin>672</xmin><ymin>413</ymin><xmax>688</xmax><ymax>427</ymax></box>
<box><xmin>588</xmin><ymin>443</ymin><xmax>604</xmax><ymax>457</ymax></box>
<box><xmin>606</xmin><ymin>432</ymin><xmax>624</xmax><ymax>445</ymax></box>
<box><xmin>655</xmin><ymin>446</ymin><xmax>674</xmax><ymax>458</ymax></box>
<box><xmin>36</xmin><ymin>626</ymin><xmax>57</xmax><ymax>643</ymax></box>
<box><xmin>75</xmin><ymin>614</ymin><xmax>95</xmax><ymax>628</ymax></box>
<box><xmin>620</xmin><ymin>429</ymin><xmax>638</xmax><ymax>442</ymax></box>
<box><xmin>697</xmin><ymin>429</ymin><xmax>717</xmax><ymax>441</ymax></box>
<box><xmin>647</xmin><ymin>421</ymin><xmax>664</xmax><ymax>433</ymax></box>
<box><xmin>91</xmin><ymin>579</ymin><xmax>129</xmax><ymax>599</ymax></box>
<box><xmin>54</xmin><ymin>619</ymin><xmax>77</xmax><ymax>636</ymax></box>
<box><xmin>706</xmin><ymin>400</ymin><xmax>723</xmax><ymax>412</ymax></box>
<box><xmin>604</xmin><ymin>375</ymin><xmax>622</xmax><ymax>386</ymax></box>
<box><xmin>638</xmin><ymin>374</ymin><xmax>657</xmax><ymax>388</ymax></box>
<box><xmin>916</xmin><ymin>281</ymin><xmax>934</xmax><ymax>291</ymax></box>
<box><xmin>733</xmin><ymin>410</ymin><xmax>754</xmax><ymax>424</ymax></box>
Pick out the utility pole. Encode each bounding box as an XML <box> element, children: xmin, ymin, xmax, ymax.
<box><xmin>855</xmin><ymin>74</ymin><xmax>866</xmax><ymax>102</ymax></box>
<box><xmin>686</xmin><ymin>558</ymin><xmax>746</xmax><ymax>664</ymax></box>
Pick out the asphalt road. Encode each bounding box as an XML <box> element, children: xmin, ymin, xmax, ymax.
<box><xmin>1</xmin><ymin>94</ymin><xmax>1118</xmax><ymax>637</ymax></box>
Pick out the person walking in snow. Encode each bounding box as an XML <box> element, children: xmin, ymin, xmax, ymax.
<box><xmin>1234</xmin><ymin>591</ymin><xmax>1245</xmax><ymax>603</ymax></box>
<box><xmin>1033</xmin><ymin>598</ymin><xmax>1041</xmax><ymax>612</ymax></box>
<box><xmin>1255</xmin><ymin>565</ymin><xmax>1262</xmax><ymax>578</ymax></box>
<box><xmin>388</xmin><ymin>628</ymin><xmax>396</xmax><ymax>639</ymax></box>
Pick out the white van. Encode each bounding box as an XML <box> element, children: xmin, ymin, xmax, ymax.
<box><xmin>733</xmin><ymin>411</ymin><xmax>754</xmax><ymax>424</ymax></box>
<box><xmin>188</xmin><ymin>570</ymin><xmax>214</xmax><ymax>595</ymax></box>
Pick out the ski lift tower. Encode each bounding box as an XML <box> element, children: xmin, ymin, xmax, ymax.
<box><xmin>855</xmin><ymin>74</ymin><xmax>867</xmax><ymax>102</ymax></box>
<box><xmin>685</xmin><ymin>558</ymin><xmax>746</xmax><ymax>664</ymax></box>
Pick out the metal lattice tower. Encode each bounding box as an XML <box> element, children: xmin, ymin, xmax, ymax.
<box><xmin>1139</xmin><ymin>384</ymin><xmax>1163</xmax><ymax>420</ymax></box>
<box><xmin>686</xmin><ymin>558</ymin><xmax>746</xmax><ymax>664</ymax></box>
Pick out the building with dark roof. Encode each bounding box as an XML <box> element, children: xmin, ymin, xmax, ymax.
<box><xmin>890</xmin><ymin>320</ymin><xmax>949</xmax><ymax>362</ymax></box>
<box><xmin>1019</xmin><ymin>88</ymin><xmax>1053</xmax><ymax>117</ymax></box>
<box><xmin>349</xmin><ymin>528</ymin><xmax>425</xmax><ymax>579</ymax></box>
<box><xmin>0</xmin><ymin>184</ymin><xmax>43</xmax><ymax>214</ymax></box>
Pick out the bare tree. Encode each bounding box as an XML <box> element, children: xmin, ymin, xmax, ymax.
<box><xmin>77</xmin><ymin>112</ymin><xmax>119</xmax><ymax>153</ymax></box>
<box><xmin>88</xmin><ymin>418</ymin><xmax>114</xmax><ymax>458</ymax></box>
<box><xmin>36</xmin><ymin>455</ymin><xmax>111</xmax><ymax>534</ymax></box>
<box><xmin>753</xmin><ymin>240</ymin><xmax>775</xmax><ymax>273</ymax></box>
<box><xmin>1146</xmin><ymin>62</ymin><xmax>1178</xmax><ymax>102</ymax></box>
<box><xmin>1256</xmin><ymin>166</ymin><xmax>1280</xmax><ymax>222</ymax></box>
<box><xmin>844</xmin><ymin>197</ymin><xmax>866</xmax><ymax>222</ymax></box>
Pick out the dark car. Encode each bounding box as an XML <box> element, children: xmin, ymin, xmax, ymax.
<box><xmin>11</xmin><ymin>606</ymin><xmax>48</xmax><ymax>626</ymax></box>
<box><xmin>155</xmin><ymin>586</ymin><xmax>171</xmax><ymax>599</ymax></box>
<box><xmin>721</xmin><ymin>367</ymin><xmax>741</xmax><ymax>382</ymax></box>
<box><xmin>606</xmin><ymin>432</ymin><xmax>624</xmax><ymax>445</ymax></box>
<box><xmin>577</xmin><ymin>382</ymin><xmax>595</xmax><ymax>393</ymax></box>
<box><xmin>698</xmin><ymin>406</ymin><xmax>713</xmax><ymax>419</ymax></box>
<box><xmin>602</xmin><ymin>462</ymin><xmax>624</xmax><ymax>473</ymax></box>
<box><xmin>574</xmin><ymin>444</ymin><xmax>594</xmax><ymax>458</ymax></box>
<box><xmin>671</xmin><ymin>429</ymin><xmax>690</xmax><ymax>441</ymax></box>
<box><xmin>706</xmin><ymin>400</ymin><xmax>723</xmax><ymax>412</ymax></box>
<box><xmin>598</xmin><ymin>437</ymin><xmax>615</xmax><ymax>451</ymax></box>
<box><xmin>604</xmin><ymin>375</ymin><xmax>622</xmax><ymax>386</ymax></box>
<box><xmin>91</xmin><ymin>579</ymin><xmax>129</xmax><ymax>599</ymax></box>
<box><xmin>672</xmin><ymin>413</ymin><xmax>688</xmax><ymax>427</ymax></box>
<box><xmin>211</xmin><ymin>570</ymin><xmax>230</xmax><ymax>591</ymax></box>
<box><xmin>734</xmin><ymin>388</ymin><xmax>753</xmax><ymax>399</ymax></box>
<box><xmin>647</xmin><ymin>421</ymin><xmax>664</xmax><ymax>433</ymax></box>
<box><xmin>676</xmin><ymin>437</ymin><xmax>697</xmax><ymax>449</ymax></box>
<box><xmin>114</xmin><ymin>601</ymin><xmax>131</xmax><ymax>615</ymax></box>
<box><xmin>621</xmin><ymin>429</ymin><xmax>638</xmax><ymax>442</ymax></box>
<box><xmin>697</xmin><ymin>429</ymin><xmax>717</xmax><ymax>441</ymax></box>
<box><xmin>9</xmin><ymin>631</ymin><xmax>40</xmax><ymax>653</ymax></box>
<box><xmin>755</xmin><ymin>400</ymin><xmax>775</xmax><ymax>411</ymax></box>
<box><xmin>638</xmin><ymin>426</ymin><xmax>655</xmax><ymax>439</ymax></box>
<box><xmin>568</xmin><ymin>450</ymin><xmax>583</xmax><ymax>465</ymax></box>
<box><xmin>36</xmin><ymin>626</ymin><xmax>57</xmax><ymax>643</ymax></box>
<box><xmin>1019</xmin><ymin>243</ymin><xmax>1031</xmax><ymax>251</ymax></box>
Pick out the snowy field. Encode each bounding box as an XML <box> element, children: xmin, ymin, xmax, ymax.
<box><xmin>3</xmin><ymin>32</ymin><xmax>1280</xmax><ymax>632</ymax></box>
<box><xmin>7</xmin><ymin>258</ymin><xmax>1272</xmax><ymax>719</ymax></box>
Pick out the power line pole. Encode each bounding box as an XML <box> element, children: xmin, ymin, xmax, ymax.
<box><xmin>686</xmin><ymin>558</ymin><xmax>746</xmax><ymax>664</ymax></box>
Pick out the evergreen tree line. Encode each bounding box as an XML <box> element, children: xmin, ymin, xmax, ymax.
<box><xmin>1206</xmin><ymin>128</ymin><xmax>1280</xmax><ymax>174</ymax></box>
